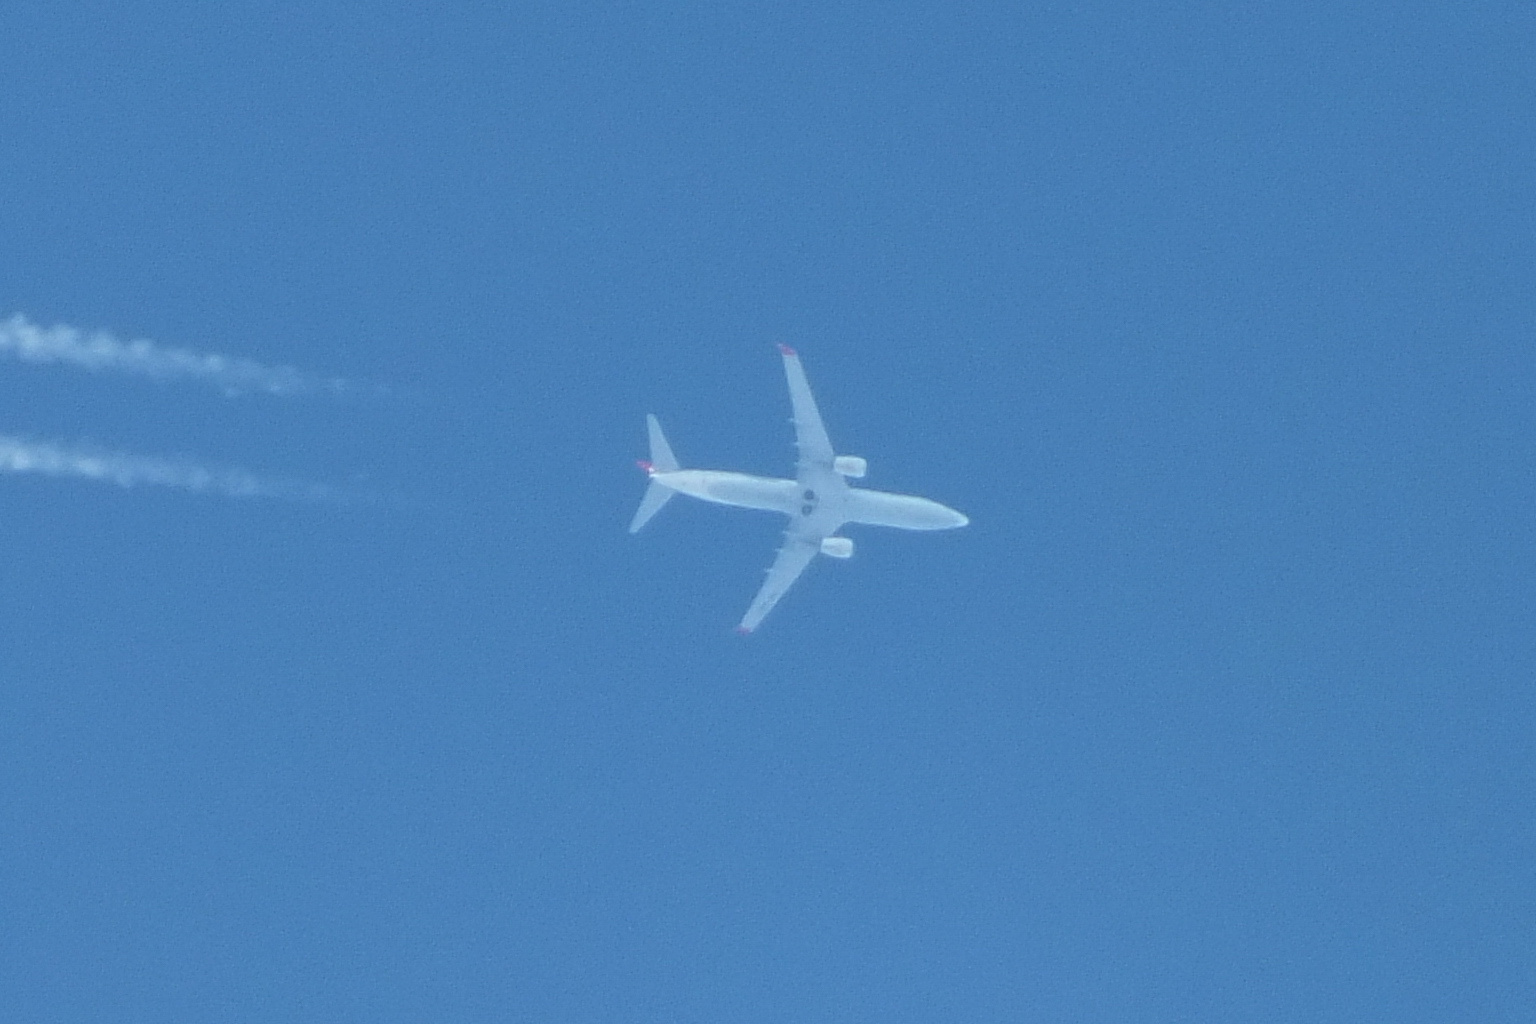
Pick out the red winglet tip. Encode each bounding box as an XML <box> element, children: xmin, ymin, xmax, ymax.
<box><xmin>735</xmin><ymin>626</ymin><xmax>753</xmax><ymax>635</ymax></box>
<box><xmin>776</xmin><ymin>343</ymin><xmax>797</xmax><ymax>357</ymax></box>
<box><xmin>636</xmin><ymin>459</ymin><xmax>654</xmax><ymax>474</ymax></box>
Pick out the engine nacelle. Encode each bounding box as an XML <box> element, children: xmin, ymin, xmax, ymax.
<box><xmin>833</xmin><ymin>455</ymin><xmax>867</xmax><ymax>478</ymax></box>
<box><xmin>820</xmin><ymin>537</ymin><xmax>854</xmax><ymax>559</ymax></box>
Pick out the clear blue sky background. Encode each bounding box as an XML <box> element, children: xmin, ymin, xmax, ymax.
<box><xmin>3</xmin><ymin>4</ymin><xmax>1533</xmax><ymax>1021</ymax></box>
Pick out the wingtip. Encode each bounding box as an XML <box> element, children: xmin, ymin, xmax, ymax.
<box><xmin>776</xmin><ymin>343</ymin><xmax>797</xmax><ymax>357</ymax></box>
<box><xmin>735</xmin><ymin>625</ymin><xmax>754</xmax><ymax>636</ymax></box>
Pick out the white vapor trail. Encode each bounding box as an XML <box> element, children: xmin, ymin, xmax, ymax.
<box><xmin>0</xmin><ymin>435</ymin><xmax>341</xmax><ymax>502</ymax></box>
<box><xmin>0</xmin><ymin>314</ymin><xmax>364</xmax><ymax>396</ymax></box>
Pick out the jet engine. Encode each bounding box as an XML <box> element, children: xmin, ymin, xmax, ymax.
<box><xmin>820</xmin><ymin>536</ymin><xmax>854</xmax><ymax>559</ymax></box>
<box><xmin>833</xmin><ymin>455</ymin><xmax>867</xmax><ymax>478</ymax></box>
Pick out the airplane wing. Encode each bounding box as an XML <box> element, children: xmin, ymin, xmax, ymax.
<box><xmin>737</xmin><ymin>525</ymin><xmax>821</xmax><ymax>634</ymax></box>
<box><xmin>777</xmin><ymin>344</ymin><xmax>835</xmax><ymax>475</ymax></box>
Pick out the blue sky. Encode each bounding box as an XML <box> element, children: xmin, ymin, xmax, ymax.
<box><xmin>2</xmin><ymin>4</ymin><xmax>1533</xmax><ymax>1021</ymax></box>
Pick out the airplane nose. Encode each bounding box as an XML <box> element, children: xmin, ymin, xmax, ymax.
<box><xmin>949</xmin><ymin>509</ymin><xmax>970</xmax><ymax>528</ymax></box>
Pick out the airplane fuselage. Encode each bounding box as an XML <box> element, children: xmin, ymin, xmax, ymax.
<box><xmin>651</xmin><ymin>469</ymin><xmax>968</xmax><ymax>532</ymax></box>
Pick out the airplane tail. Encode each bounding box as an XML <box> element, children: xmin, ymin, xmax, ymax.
<box><xmin>628</xmin><ymin>414</ymin><xmax>679</xmax><ymax>533</ymax></box>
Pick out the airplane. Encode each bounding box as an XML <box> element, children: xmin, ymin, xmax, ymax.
<box><xmin>629</xmin><ymin>345</ymin><xmax>969</xmax><ymax>633</ymax></box>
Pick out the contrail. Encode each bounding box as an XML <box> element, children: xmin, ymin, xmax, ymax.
<box><xmin>0</xmin><ymin>435</ymin><xmax>342</xmax><ymax>502</ymax></box>
<box><xmin>0</xmin><ymin>314</ymin><xmax>368</xmax><ymax>396</ymax></box>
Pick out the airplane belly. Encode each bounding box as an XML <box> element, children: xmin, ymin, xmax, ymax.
<box><xmin>652</xmin><ymin>470</ymin><xmax>796</xmax><ymax>514</ymax></box>
<box><xmin>704</xmin><ymin>473</ymin><xmax>799</xmax><ymax>513</ymax></box>
<box><xmin>845</xmin><ymin>488</ymin><xmax>969</xmax><ymax>530</ymax></box>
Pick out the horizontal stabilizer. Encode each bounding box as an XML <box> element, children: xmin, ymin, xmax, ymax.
<box><xmin>630</xmin><ymin>415</ymin><xmax>680</xmax><ymax>533</ymax></box>
<box><xmin>647</xmin><ymin>414</ymin><xmax>679</xmax><ymax>473</ymax></box>
<box><xmin>628</xmin><ymin>480</ymin><xmax>674</xmax><ymax>533</ymax></box>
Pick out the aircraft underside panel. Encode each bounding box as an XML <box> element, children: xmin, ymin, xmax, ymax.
<box><xmin>697</xmin><ymin>473</ymin><xmax>800</xmax><ymax>514</ymax></box>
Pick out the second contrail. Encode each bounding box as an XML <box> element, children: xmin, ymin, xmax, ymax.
<box><xmin>0</xmin><ymin>435</ymin><xmax>343</xmax><ymax>502</ymax></box>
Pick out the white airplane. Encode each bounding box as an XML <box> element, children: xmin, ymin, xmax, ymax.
<box><xmin>629</xmin><ymin>345</ymin><xmax>969</xmax><ymax>633</ymax></box>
